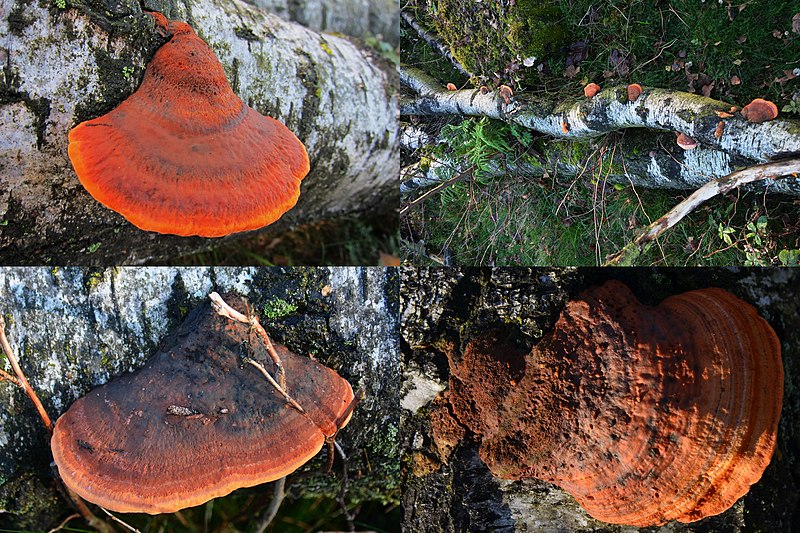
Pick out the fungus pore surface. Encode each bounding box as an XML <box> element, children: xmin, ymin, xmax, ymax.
<box><xmin>51</xmin><ymin>296</ymin><xmax>353</xmax><ymax>514</ymax></box>
<box><xmin>68</xmin><ymin>13</ymin><xmax>310</xmax><ymax>237</ymax></box>
<box><xmin>432</xmin><ymin>280</ymin><xmax>783</xmax><ymax>526</ymax></box>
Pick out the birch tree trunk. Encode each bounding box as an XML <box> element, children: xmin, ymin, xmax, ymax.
<box><xmin>0</xmin><ymin>266</ymin><xmax>399</xmax><ymax>529</ymax></box>
<box><xmin>246</xmin><ymin>0</ymin><xmax>400</xmax><ymax>45</ymax></box>
<box><xmin>400</xmin><ymin>267</ymin><xmax>800</xmax><ymax>533</ymax></box>
<box><xmin>0</xmin><ymin>0</ymin><xmax>398</xmax><ymax>264</ymax></box>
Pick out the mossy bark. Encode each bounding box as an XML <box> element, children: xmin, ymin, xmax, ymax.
<box><xmin>401</xmin><ymin>267</ymin><xmax>800</xmax><ymax>532</ymax></box>
<box><xmin>0</xmin><ymin>266</ymin><xmax>399</xmax><ymax>529</ymax></box>
<box><xmin>0</xmin><ymin>0</ymin><xmax>398</xmax><ymax>264</ymax></box>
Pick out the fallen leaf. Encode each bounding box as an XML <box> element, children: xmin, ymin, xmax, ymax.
<box><xmin>794</xmin><ymin>13</ymin><xmax>800</xmax><ymax>34</ymax></box>
<box><xmin>565</xmin><ymin>64</ymin><xmax>579</xmax><ymax>78</ymax></box>
<box><xmin>772</xmin><ymin>29</ymin><xmax>783</xmax><ymax>39</ymax></box>
<box><xmin>730</xmin><ymin>75</ymin><xmax>741</xmax><ymax>85</ymax></box>
<box><xmin>736</xmin><ymin>35</ymin><xmax>747</xmax><ymax>44</ymax></box>
<box><xmin>701</xmin><ymin>82</ymin><xmax>714</xmax><ymax>97</ymax></box>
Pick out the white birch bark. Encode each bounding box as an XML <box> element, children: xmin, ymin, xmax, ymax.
<box><xmin>401</xmin><ymin>66</ymin><xmax>800</xmax><ymax>167</ymax></box>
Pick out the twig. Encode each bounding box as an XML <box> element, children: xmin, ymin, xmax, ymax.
<box><xmin>209</xmin><ymin>292</ymin><xmax>285</xmax><ymax>388</ymax></box>
<box><xmin>0</xmin><ymin>315</ymin><xmax>53</xmax><ymax>434</ymax></box>
<box><xmin>47</xmin><ymin>513</ymin><xmax>80</xmax><ymax>533</ymax></box>
<box><xmin>100</xmin><ymin>507</ymin><xmax>142</xmax><ymax>533</ymax></box>
<box><xmin>244</xmin><ymin>358</ymin><xmax>305</xmax><ymax>414</ymax></box>
<box><xmin>604</xmin><ymin>159</ymin><xmax>800</xmax><ymax>265</ymax></box>
<box><xmin>401</xmin><ymin>164</ymin><xmax>477</xmax><ymax>215</ymax></box>
<box><xmin>333</xmin><ymin>441</ymin><xmax>356</xmax><ymax>532</ymax></box>
<box><xmin>254</xmin><ymin>476</ymin><xmax>286</xmax><ymax>533</ymax></box>
<box><xmin>0</xmin><ymin>367</ymin><xmax>21</xmax><ymax>387</ymax></box>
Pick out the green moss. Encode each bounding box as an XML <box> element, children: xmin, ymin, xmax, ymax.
<box><xmin>263</xmin><ymin>298</ymin><xmax>298</xmax><ymax>319</ymax></box>
<box><xmin>434</xmin><ymin>0</ymin><xmax>568</xmax><ymax>79</ymax></box>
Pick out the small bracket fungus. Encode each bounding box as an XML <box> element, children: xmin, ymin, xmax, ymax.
<box><xmin>51</xmin><ymin>294</ymin><xmax>354</xmax><ymax>514</ymax></box>
<box><xmin>432</xmin><ymin>281</ymin><xmax>782</xmax><ymax>526</ymax></box>
<box><xmin>741</xmin><ymin>98</ymin><xmax>779</xmax><ymax>123</ymax></box>
<box><xmin>676</xmin><ymin>132</ymin><xmax>698</xmax><ymax>150</ymax></box>
<box><xmin>627</xmin><ymin>83</ymin><xmax>643</xmax><ymax>101</ymax></box>
<box><xmin>68</xmin><ymin>13</ymin><xmax>310</xmax><ymax>237</ymax></box>
<box><xmin>583</xmin><ymin>83</ymin><xmax>600</xmax><ymax>98</ymax></box>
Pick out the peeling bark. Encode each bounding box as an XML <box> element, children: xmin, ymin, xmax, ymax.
<box><xmin>400</xmin><ymin>66</ymin><xmax>800</xmax><ymax>195</ymax></box>
<box><xmin>0</xmin><ymin>266</ymin><xmax>400</xmax><ymax>529</ymax></box>
<box><xmin>0</xmin><ymin>0</ymin><xmax>398</xmax><ymax>264</ymax></box>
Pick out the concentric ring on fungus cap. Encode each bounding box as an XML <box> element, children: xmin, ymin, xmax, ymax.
<box><xmin>434</xmin><ymin>280</ymin><xmax>783</xmax><ymax>526</ymax></box>
<box><xmin>68</xmin><ymin>13</ymin><xmax>310</xmax><ymax>237</ymax></box>
<box><xmin>50</xmin><ymin>295</ymin><xmax>353</xmax><ymax>514</ymax></box>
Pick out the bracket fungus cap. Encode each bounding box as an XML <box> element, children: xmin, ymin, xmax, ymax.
<box><xmin>740</xmin><ymin>98</ymin><xmax>779</xmax><ymax>123</ymax></box>
<box><xmin>434</xmin><ymin>280</ymin><xmax>782</xmax><ymax>526</ymax></box>
<box><xmin>583</xmin><ymin>83</ymin><xmax>601</xmax><ymax>98</ymax></box>
<box><xmin>676</xmin><ymin>132</ymin><xmax>698</xmax><ymax>150</ymax></box>
<box><xmin>627</xmin><ymin>83</ymin><xmax>643</xmax><ymax>101</ymax></box>
<box><xmin>51</xmin><ymin>295</ymin><xmax>353</xmax><ymax>514</ymax></box>
<box><xmin>68</xmin><ymin>14</ymin><xmax>310</xmax><ymax>237</ymax></box>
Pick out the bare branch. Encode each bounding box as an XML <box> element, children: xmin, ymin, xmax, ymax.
<box><xmin>254</xmin><ymin>477</ymin><xmax>286</xmax><ymax>533</ymax></box>
<box><xmin>605</xmin><ymin>159</ymin><xmax>800</xmax><ymax>265</ymax></box>
<box><xmin>0</xmin><ymin>315</ymin><xmax>53</xmax><ymax>434</ymax></box>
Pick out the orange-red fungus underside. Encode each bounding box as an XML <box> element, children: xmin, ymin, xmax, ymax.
<box><xmin>51</xmin><ymin>296</ymin><xmax>353</xmax><ymax>514</ymax></box>
<box><xmin>68</xmin><ymin>13</ymin><xmax>310</xmax><ymax>237</ymax></box>
<box><xmin>432</xmin><ymin>280</ymin><xmax>783</xmax><ymax>526</ymax></box>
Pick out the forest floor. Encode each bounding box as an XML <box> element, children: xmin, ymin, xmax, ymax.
<box><xmin>401</xmin><ymin>0</ymin><xmax>800</xmax><ymax>266</ymax></box>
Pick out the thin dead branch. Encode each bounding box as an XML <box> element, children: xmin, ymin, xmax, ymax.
<box><xmin>605</xmin><ymin>159</ymin><xmax>800</xmax><ymax>265</ymax></box>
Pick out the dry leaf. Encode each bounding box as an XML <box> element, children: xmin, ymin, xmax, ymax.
<box><xmin>730</xmin><ymin>75</ymin><xmax>741</xmax><ymax>85</ymax></box>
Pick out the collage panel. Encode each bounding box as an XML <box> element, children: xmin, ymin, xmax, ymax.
<box><xmin>0</xmin><ymin>267</ymin><xmax>399</xmax><ymax>531</ymax></box>
<box><xmin>1</xmin><ymin>0</ymin><xmax>399</xmax><ymax>266</ymax></box>
<box><xmin>400</xmin><ymin>1</ymin><xmax>800</xmax><ymax>266</ymax></box>
<box><xmin>401</xmin><ymin>267</ymin><xmax>798</xmax><ymax>531</ymax></box>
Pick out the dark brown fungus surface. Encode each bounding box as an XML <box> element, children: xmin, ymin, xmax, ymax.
<box><xmin>68</xmin><ymin>13</ymin><xmax>309</xmax><ymax>237</ymax></box>
<box><xmin>51</xmin><ymin>295</ymin><xmax>353</xmax><ymax>514</ymax></box>
<box><xmin>432</xmin><ymin>280</ymin><xmax>783</xmax><ymax>526</ymax></box>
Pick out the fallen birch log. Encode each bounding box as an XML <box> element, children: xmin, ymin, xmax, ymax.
<box><xmin>401</xmin><ymin>66</ymin><xmax>800</xmax><ymax>164</ymax></box>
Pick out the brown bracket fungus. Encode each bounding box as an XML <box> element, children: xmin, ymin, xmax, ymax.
<box><xmin>51</xmin><ymin>293</ymin><xmax>353</xmax><ymax>514</ymax></box>
<box><xmin>68</xmin><ymin>13</ymin><xmax>310</xmax><ymax>237</ymax></box>
<box><xmin>676</xmin><ymin>132</ymin><xmax>698</xmax><ymax>150</ymax></box>
<box><xmin>740</xmin><ymin>98</ymin><xmax>779</xmax><ymax>123</ymax></box>
<box><xmin>432</xmin><ymin>280</ymin><xmax>782</xmax><ymax>526</ymax></box>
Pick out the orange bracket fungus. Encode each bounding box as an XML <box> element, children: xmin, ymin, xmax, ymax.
<box><xmin>627</xmin><ymin>83</ymin><xmax>643</xmax><ymax>101</ymax></box>
<box><xmin>432</xmin><ymin>280</ymin><xmax>782</xmax><ymax>526</ymax></box>
<box><xmin>740</xmin><ymin>98</ymin><xmax>779</xmax><ymax>123</ymax></box>
<box><xmin>583</xmin><ymin>83</ymin><xmax>600</xmax><ymax>98</ymax></box>
<box><xmin>68</xmin><ymin>13</ymin><xmax>310</xmax><ymax>237</ymax></box>
<box><xmin>51</xmin><ymin>293</ymin><xmax>354</xmax><ymax>514</ymax></box>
